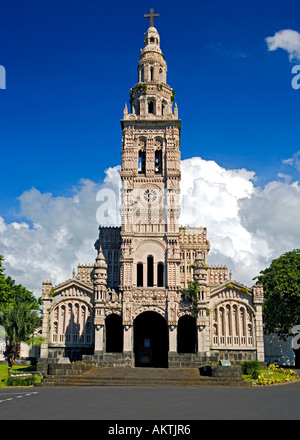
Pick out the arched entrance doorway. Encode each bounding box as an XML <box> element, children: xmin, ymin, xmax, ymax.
<box><xmin>105</xmin><ymin>314</ymin><xmax>123</xmax><ymax>353</ymax></box>
<box><xmin>134</xmin><ymin>311</ymin><xmax>168</xmax><ymax>367</ymax></box>
<box><xmin>177</xmin><ymin>315</ymin><xmax>196</xmax><ymax>353</ymax></box>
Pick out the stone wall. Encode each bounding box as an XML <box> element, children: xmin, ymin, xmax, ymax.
<box><xmin>200</xmin><ymin>365</ymin><xmax>242</xmax><ymax>378</ymax></box>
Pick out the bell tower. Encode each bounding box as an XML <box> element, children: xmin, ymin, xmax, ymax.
<box><xmin>120</xmin><ymin>10</ymin><xmax>181</xmax><ymax>294</ymax></box>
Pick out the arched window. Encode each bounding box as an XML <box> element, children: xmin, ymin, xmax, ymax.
<box><xmin>137</xmin><ymin>263</ymin><xmax>143</xmax><ymax>287</ymax></box>
<box><xmin>147</xmin><ymin>255</ymin><xmax>154</xmax><ymax>287</ymax></box>
<box><xmin>157</xmin><ymin>262</ymin><xmax>164</xmax><ymax>287</ymax></box>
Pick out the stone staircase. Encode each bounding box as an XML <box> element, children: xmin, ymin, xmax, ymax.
<box><xmin>35</xmin><ymin>365</ymin><xmax>251</xmax><ymax>387</ymax></box>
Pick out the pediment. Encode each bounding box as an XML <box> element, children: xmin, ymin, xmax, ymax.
<box><xmin>53</xmin><ymin>278</ymin><xmax>93</xmax><ymax>298</ymax></box>
<box><xmin>210</xmin><ymin>280</ymin><xmax>252</xmax><ymax>300</ymax></box>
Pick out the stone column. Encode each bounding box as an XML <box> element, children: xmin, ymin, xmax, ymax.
<box><xmin>94</xmin><ymin>323</ymin><xmax>104</xmax><ymax>354</ymax></box>
<box><xmin>197</xmin><ymin>317</ymin><xmax>210</xmax><ymax>355</ymax></box>
<box><xmin>153</xmin><ymin>262</ymin><xmax>157</xmax><ymax>287</ymax></box>
<box><xmin>255</xmin><ymin>304</ymin><xmax>264</xmax><ymax>362</ymax></box>
<box><xmin>197</xmin><ymin>325</ymin><xmax>206</xmax><ymax>352</ymax></box>
<box><xmin>123</xmin><ymin>300</ymin><xmax>133</xmax><ymax>355</ymax></box>
<box><xmin>94</xmin><ymin>311</ymin><xmax>105</xmax><ymax>354</ymax></box>
<box><xmin>40</xmin><ymin>282</ymin><xmax>53</xmax><ymax>359</ymax></box>
<box><xmin>143</xmin><ymin>265</ymin><xmax>147</xmax><ymax>288</ymax></box>
<box><xmin>167</xmin><ymin>297</ymin><xmax>177</xmax><ymax>353</ymax></box>
<box><xmin>168</xmin><ymin>325</ymin><xmax>177</xmax><ymax>353</ymax></box>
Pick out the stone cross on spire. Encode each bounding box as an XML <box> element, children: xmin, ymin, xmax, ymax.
<box><xmin>144</xmin><ymin>8</ymin><xmax>159</xmax><ymax>28</ymax></box>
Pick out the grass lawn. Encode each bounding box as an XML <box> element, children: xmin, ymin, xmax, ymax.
<box><xmin>0</xmin><ymin>364</ymin><xmax>42</xmax><ymax>387</ymax></box>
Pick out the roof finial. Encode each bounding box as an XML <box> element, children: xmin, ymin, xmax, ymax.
<box><xmin>144</xmin><ymin>8</ymin><xmax>160</xmax><ymax>28</ymax></box>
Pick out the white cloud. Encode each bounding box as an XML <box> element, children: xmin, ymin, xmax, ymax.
<box><xmin>180</xmin><ymin>158</ymin><xmax>265</xmax><ymax>284</ymax></box>
<box><xmin>266</xmin><ymin>29</ymin><xmax>300</xmax><ymax>62</ymax></box>
<box><xmin>0</xmin><ymin>168</ymin><xmax>120</xmax><ymax>296</ymax></box>
<box><xmin>180</xmin><ymin>157</ymin><xmax>255</xmax><ymax>256</ymax></box>
<box><xmin>239</xmin><ymin>180</ymin><xmax>300</xmax><ymax>243</ymax></box>
<box><xmin>1</xmin><ymin>158</ymin><xmax>300</xmax><ymax>296</ymax></box>
<box><xmin>282</xmin><ymin>150</ymin><xmax>300</xmax><ymax>171</ymax></box>
<box><xmin>180</xmin><ymin>158</ymin><xmax>300</xmax><ymax>286</ymax></box>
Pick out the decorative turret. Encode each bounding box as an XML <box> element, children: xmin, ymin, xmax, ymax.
<box><xmin>92</xmin><ymin>246</ymin><xmax>107</xmax><ymax>302</ymax></box>
<box><xmin>193</xmin><ymin>252</ymin><xmax>210</xmax><ymax>314</ymax></box>
<box><xmin>193</xmin><ymin>252</ymin><xmax>208</xmax><ymax>286</ymax></box>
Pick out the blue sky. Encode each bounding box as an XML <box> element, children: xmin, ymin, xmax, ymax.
<box><xmin>1</xmin><ymin>0</ymin><xmax>300</xmax><ymax>221</ymax></box>
<box><xmin>1</xmin><ymin>0</ymin><xmax>300</xmax><ymax>293</ymax></box>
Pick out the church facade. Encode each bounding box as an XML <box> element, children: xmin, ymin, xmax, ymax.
<box><xmin>40</xmin><ymin>14</ymin><xmax>265</xmax><ymax>368</ymax></box>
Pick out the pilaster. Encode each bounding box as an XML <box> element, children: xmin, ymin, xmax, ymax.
<box><xmin>94</xmin><ymin>321</ymin><xmax>104</xmax><ymax>354</ymax></box>
<box><xmin>253</xmin><ymin>284</ymin><xmax>264</xmax><ymax>362</ymax></box>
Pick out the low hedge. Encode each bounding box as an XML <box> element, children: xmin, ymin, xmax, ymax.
<box><xmin>6</xmin><ymin>374</ymin><xmax>37</xmax><ymax>387</ymax></box>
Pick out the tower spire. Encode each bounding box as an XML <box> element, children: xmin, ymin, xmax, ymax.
<box><xmin>124</xmin><ymin>16</ymin><xmax>179</xmax><ymax>119</ymax></box>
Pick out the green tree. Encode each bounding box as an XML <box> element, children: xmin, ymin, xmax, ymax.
<box><xmin>255</xmin><ymin>249</ymin><xmax>300</xmax><ymax>339</ymax></box>
<box><xmin>0</xmin><ymin>255</ymin><xmax>11</xmax><ymax>303</ymax></box>
<box><xmin>0</xmin><ymin>255</ymin><xmax>42</xmax><ymax>373</ymax></box>
<box><xmin>0</xmin><ymin>255</ymin><xmax>40</xmax><ymax>309</ymax></box>
<box><xmin>5</xmin><ymin>276</ymin><xmax>41</xmax><ymax>309</ymax></box>
<box><xmin>1</xmin><ymin>300</ymin><xmax>41</xmax><ymax>373</ymax></box>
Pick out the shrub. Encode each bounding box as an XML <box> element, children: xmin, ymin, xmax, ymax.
<box><xmin>250</xmin><ymin>364</ymin><xmax>300</xmax><ymax>385</ymax></box>
<box><xmin>240</xmin><ymin>360</ymin><xmax>261</xmax><ymax>378</ymax></box>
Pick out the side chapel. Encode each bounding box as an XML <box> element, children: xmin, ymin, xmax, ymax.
<box><xmin>40</xmin><ymin>10</ymin><xmax>264</xmax><ymax>368</ymax></box>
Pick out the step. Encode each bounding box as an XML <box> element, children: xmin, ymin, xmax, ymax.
<box><xmin>35</xmin><ymin>366</ymin><xmax>251</xmax><ymax>387</ymax></box>
<box><xmin>36</xmin><ymin>378</ymin><xmax>250</xmax><ymax>387</ymax></box>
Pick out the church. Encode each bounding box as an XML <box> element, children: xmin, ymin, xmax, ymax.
<box><xmin>40</xmin><ymin>10</ymin><xmax>265</xmax><ymax>368</ymax></box>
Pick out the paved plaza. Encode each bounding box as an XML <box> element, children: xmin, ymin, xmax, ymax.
<box><xmin>0</xmin><ymin>382</ymin><xmax>300</xmax><ymax>421</ymax></box>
